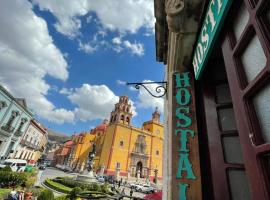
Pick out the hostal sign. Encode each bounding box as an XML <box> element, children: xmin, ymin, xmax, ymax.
<box><xmin>192</xmin><ymin>0</ymin><xmax>233</xmax><ymax>80</ymax></box>
<box><xmin>174</xmin><ymin>72</ymin><xmax>201</xmax><ymax>200</ymax></box>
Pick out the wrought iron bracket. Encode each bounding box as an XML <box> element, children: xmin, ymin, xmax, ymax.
<box><xmin>126</xmin><ymin>81</ymin><xmax>167</xmax><ymax>98</ymax></box>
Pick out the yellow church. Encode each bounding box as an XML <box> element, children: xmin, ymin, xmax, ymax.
<box><xmin>94</xmin><ymin>96</ymin><xmax>164</xmax><ymax>182</ymax></box>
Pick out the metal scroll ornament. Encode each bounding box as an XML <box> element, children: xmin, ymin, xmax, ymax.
<box><xmin>127</xmin><ymin>82</ymin><xmax>167</xmax><ymax>98</ymax></box>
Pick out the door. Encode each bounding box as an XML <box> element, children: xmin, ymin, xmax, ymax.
<box><xmin>221</xmin><ymin>0</ymin><xmax>270</xmax><ymax>199</ymax></box>
<box><xmin>200</xmin><ymin>51</ymin><xmax>251</xmax><ymax>200</ymax></box>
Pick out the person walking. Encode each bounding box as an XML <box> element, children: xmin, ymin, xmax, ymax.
<box><xmin>9</xmin><ymin>188</ymin><xmax>18</xmax><ymax>200</ymax></box>
<box><xmin>130</xmin><ymin>188</ymin><xmax>133</xmax><ymax>197</ymax></box>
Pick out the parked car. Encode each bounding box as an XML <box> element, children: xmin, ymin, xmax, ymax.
<box><xmin>63</xmin><ymin>165</ymin><xmax>73</xmax><ymax>172</ymax></box>
<box><xmin>135</xmin><ymin>184</ymin><xmax>155</xmax><ymax>193</ymax></box>
<box><xmin>97</xmin><ymin>176</ymin><xmax>105</xmax><ymax>183</ymax></box>
<box><xmin>0</xmin><ymin>159</ymin><xmax>27</xmax><ymax>172</ymax></box>
<box><xmin>38</xmin><ymin>164</ymin><xmax>46</xmax><ymax>170</ymax></box>
<box><xmin>141</xmin><ymin>185</ymin><xmax>156</xmax><ymax>193</ymax></box>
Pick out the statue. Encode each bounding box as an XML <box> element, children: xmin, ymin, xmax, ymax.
<box><xmin>86</xmin><ymin>143</ymin><xmax>96</xmax><ymax>172</ymax></box>
<box><xmin>76</xmin><ymin>142</ymin><xmax>97</xmax><ymax>183</ymax></box>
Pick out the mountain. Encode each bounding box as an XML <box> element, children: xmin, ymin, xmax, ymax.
<box><xmin>47</xmin><ymin>130</ymin><xmax>71</xmax><ymax>143</ymax></box>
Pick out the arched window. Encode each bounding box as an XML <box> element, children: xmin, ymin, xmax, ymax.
<box><xmin>120</xmin><ymin>141</ymin><xmax>124</xmax><ymax>146</ymax></box>
<box><xmin>121</xmin><ymin>115</ymin><xmax>124</xmax><ymax>122</ymax></box>
<box><xmin>156</xmin><ymin>150</ymin><xmax>159</xmax><ymax>155</ymax></box>
<box><xmin>113</xmin><ymin>115</ymin><xmax>117</xmax><ymax>122</ymax></box>
<box><xmin>126</xmin><ymin>117</ymin><xmax>130</xmax><ymax>124</ymax></box>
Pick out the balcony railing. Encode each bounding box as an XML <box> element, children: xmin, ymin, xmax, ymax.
<box><xmin>20</xmin><ymin>139</ymin><xmax>39</xmax><ymax>150</ymax></box>
<box><xmin>14</xmin><ymin>130</ymin><xmax>24</xmax><ymax>137</ymax></box>
<box><xmin>1</xmin><ymin>124</ymin><xmax>15</xmax><ymax>133</ymax></box>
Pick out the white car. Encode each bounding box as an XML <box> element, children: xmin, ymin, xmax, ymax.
<box><xmin>0</xmin><ymin>159</ymin><xmax>27</xmax><ymax>172</ymax></box>
<box><xmin>135</xmin><ymin>184</ymin><xmax>155</xmax><ymax>193</ymax></box>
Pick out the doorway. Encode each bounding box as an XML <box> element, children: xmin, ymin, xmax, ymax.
<box><xmin>136</xmin><ymin>161</ymin><xmax>142</xmax><ymax>178</ymax></box>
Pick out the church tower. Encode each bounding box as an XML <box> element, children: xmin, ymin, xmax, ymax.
<box><xmin>110</xmin><ymin>96</ymin><xmax>132</xmax><ymax>125</ymax></box>
<box><xmin>152</xmin><ymin>107</ymin><xmax>160</xmax><ymax>123</ymax></box>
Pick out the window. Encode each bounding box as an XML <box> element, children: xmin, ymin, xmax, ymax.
<box><xmin>156</xmin><ymin>150</ymin><xmax>159</xmax><ymax>155</ymax></box>
<box><xmin>116</xmin><ymin>162</ymin><xmax>120</xmax><ymax>169</ymax></box>
<box><xmin>120</xmin><ymin>141</ymin><xmax>124</xmax><ymax>147</ymax></box>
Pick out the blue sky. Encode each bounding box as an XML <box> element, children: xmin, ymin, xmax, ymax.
<box><xmin>0</xmin><ymin>0</ymin><xmax>165</xmax><ymax>135</ymax></box>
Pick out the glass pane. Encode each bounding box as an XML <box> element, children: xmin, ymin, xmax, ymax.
<box><xmin>233</xmin><ymin>4</ymin><xmax>249</xmax><ymax>40</ymax></box>
<box><xmin>216</xmin><ymin>84</ymin><xmax>232</xmax><ymax>104</ymax></box>
<box><xmin>218</xmin><ymin>108</ymin><xmax>237</xmax><ymax>131</ymax></box>
<box><xmin>222</xmin><ymin>136</ymin><xmax>244</xmax><ymax>164</ymax></box>
<box><xmin>253</xmin><ymin>83</ymin><xmax>270</xmax><ymax>142</ymax></box>
<box><xmin>241</xmin><ymin>35</ymin><xmax>266</xmax><ymax>82</ymax></box>
<box><xmin>228</xmin><ymin>169</ymin><xmax>251</xmax><ymax>200</ymax></box>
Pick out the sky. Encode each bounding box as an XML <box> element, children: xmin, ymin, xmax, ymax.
<box><xmin>0</xmin><ymin>0</ymin><xmax>165</xmax><ymax>135</ymax></box>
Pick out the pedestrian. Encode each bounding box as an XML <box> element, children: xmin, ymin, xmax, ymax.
<box><xmin>9</xmin><ymin>187</ymin><xmax>18</xmax><ymax>200</ymax></box>
<box><xmin>118</xmin><ymin>180</ymin><xmax>121</xmax><ymax>188</ymax></box>
<box><xmin>121</xmin><ymin>188</ymin><xmax>125</xmax><ymax>195</ymax></box>
<box><xmin>130</xmin><ymin>188</ymin><xmax>133</xmax><ymax>197</ymax></box>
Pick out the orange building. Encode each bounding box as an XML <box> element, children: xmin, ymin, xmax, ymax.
<box><xmin>68</xmin><ymin>132</ymin><xmax>96</xmax><ymax>172</ymax></box>
<box><xmin>51</xmin><ymin>140</ymin><xmax>73</xmax><ymax>166</ymax></box>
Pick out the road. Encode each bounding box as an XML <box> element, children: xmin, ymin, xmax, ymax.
<box><xmin>37</xmin><ymin>167</ymin><xmax>75</xmax><ymax>186</ymax></box>
<box><xmin>36</xmin><ymin>167</ymin><xmax>146</xmax><ymax>199</ymax></box>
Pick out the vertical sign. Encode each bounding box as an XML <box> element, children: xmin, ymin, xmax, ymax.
<box><xmin>172</xmin><ymin>71</ymin><xmax>202</xmax><ymax>200</ymax></box>
<box><xmin>192</xmin><ymin>0</ymin><xmax>233</xmax><ymax>79</ymax></box>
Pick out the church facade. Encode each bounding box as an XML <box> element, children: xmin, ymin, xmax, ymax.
<box><xmin>94</xmin><ymin>96</ymin><xmax>164</xmax><ymax>182</ymax></box>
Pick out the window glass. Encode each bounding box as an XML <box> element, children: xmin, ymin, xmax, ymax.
<box><xmin>233</xmin><ymin>4</ymin><xmax>249</xmax><ymax>40</ymax></box>
<box><xmin>215</xmin><ymin>84</ymin><xmax>232</xmax><ymax>104</ymax></box>
<box><xmin>241</xmin><ymin>35</ymin><xmax>266</xmax><ymax>82</ymax></box>
<box><xmin>227</xmin><ymin>169</ymin><xmax>251</xmax><ymax>200</ymax></box>
<box><xmin>222</xmin><ymin>136</ymin><xmax>244</xmax><ymax>164</ymax></box>
<box><xmin>218</xmin><ymin>108</ymin><xmax>237</xmax><ymax>131</ymax></box>
<box><xmin>253</xmin><ymin>83</ymin><xmax>270</xmax><ymax>142</ymax></box>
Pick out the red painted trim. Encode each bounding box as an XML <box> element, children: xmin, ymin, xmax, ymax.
<box><xmin>120</xmin><ymin>171</ymin><xmax>128</xmax><ymax>176</ymax></box>
<box><xmin>107</xmin><ymin>125</ymin><xmax>117</xmax><ymax>169</ymax></box>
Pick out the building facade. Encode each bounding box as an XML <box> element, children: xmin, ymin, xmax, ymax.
<box><xmin>51</xmin><ymin>140</ymin><xmax>73</xmax><ymax>167</ymax></box>
<box><xmin>0</xmin><ymin>86</ymin><xmax>32</xmax><ymax>159</ymax></box>
<box><xmin>14</xmin><ymin>119</ymin><xmax>48</xmax><ymax>164</ymax></box>
<box><xmin>97</xmin><ymin>96</ymin><xmax>164</xmax><ymax>182</ymax></box>
<box><xmin>154</xmin><ymin>0</ymin><xmax>270</xmax><ymax>199</ymax></box>
<box><xmin>67</xmin><ymin>132</ymin><xmax>95</xmax><ymax>172</ymax></box>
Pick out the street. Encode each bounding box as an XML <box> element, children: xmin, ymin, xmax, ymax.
<box><xmin>37</xmin><ymin>167</ymin><xmax>146</xmax><ymax>199</ymax></box>
<box><xmin>38</xmin><ymin>167</ymin><xmax>75</xmax><ymax>185</ymax></box>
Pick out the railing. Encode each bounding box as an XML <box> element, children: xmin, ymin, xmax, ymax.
<box><xmin>20</xmin><ymin>139</ymin><xmax>39</xmax><ymax>150</ymax></box>
<box><xmin>14</xmin><ymin>130</ymin><xmax>24</xmax><ymax>137</ymax></box>
<box><xmin>1</xmin><ymin>124</ymin><xmax>15</xmax><ymax>133</ymax></box>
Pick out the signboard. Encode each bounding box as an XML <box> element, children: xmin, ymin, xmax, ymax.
<box><xmin>192</xmin><ymin>0</ymin><xmax>233</xmax><ymax>80</ymax></box>
<box><xmin>173</xmin><ymin>72</ymin><xmax>201</xmax><ymax>200</ymax></box>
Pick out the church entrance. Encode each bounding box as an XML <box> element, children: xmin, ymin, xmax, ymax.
<box><xmin>136</xmin><ymin>161</ymin><xmax>143</xmax><ymax>178</ymax></box>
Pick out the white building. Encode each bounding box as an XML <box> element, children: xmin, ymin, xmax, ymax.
<box><xmin>0</xmin><ymin>86</ymin><xmax>32</xmax><ymax>159</ymax></box>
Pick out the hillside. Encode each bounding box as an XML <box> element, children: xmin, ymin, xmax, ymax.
<box><xmin>47</xmin><ymin>130</ymin><xmax>71</xmax><ymax>143</ymax></box>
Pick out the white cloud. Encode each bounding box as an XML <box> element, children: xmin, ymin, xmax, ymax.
<box><xmin>112</xmin><ymin>37</ymin><xmax>122</xmax><ymax>45</ymax></box>
<box><xmin>116</xmin><ymin>80</ymin><xmax>126</xmax><ymax>85</ymax></box>
<box><xmin>59</xmin><ymin>88</ymin><xmax>73</xmax><ymax>95</ymax></box>
<box><xmin>32</xmin><ymin>0</ymin><xmax>155</xmax><ymax>37</ymax></box>
<box><xmin>0</xmin><ymin>0</ymin><xmax>74</xmax><ymax>124</ymax></box>
<box><xmin>78</xmin><ymin>40</ymin><xmax>97</xmax><ymax>54</ymax></box>
<box><xmin>66</xmin><ymin>84</ymin><xmax>137</xmax><ymax>121</ymax></box>
<box><xmin>136</xmin><ymin>80</ymin><xmax>164</xmax><ymax>112</ymax></box>
<box><xmin>123</xmin><ymin>40</ymin><xmax>144</xmax><ymax>56</ymax></box>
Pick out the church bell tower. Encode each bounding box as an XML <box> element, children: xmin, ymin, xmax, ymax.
<box><xmin>110</xmin><ymin>96</ymin><xmax>132</xmax><ymax>125</ymax></box>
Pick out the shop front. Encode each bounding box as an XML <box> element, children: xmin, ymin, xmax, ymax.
<box><xmin>155</xmin><ymin>0</ymin><xmax>270</xmax><ymax>199</ymax></box>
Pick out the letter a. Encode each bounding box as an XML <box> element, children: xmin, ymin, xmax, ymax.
<box><xmin>177</xmin><ymin>153</ymin><xmax>196</xmax><ymax>180</ymax></box>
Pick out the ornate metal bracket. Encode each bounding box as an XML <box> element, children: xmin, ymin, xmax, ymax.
<box><xmin>126</xmin><ymin>81</ymin><xmax>167</xmax><ymax>98</ymax></box>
